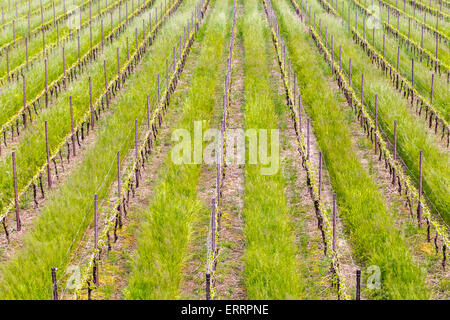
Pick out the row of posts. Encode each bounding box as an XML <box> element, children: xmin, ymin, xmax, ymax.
<box><xmin>4</xmin><ymin>0</ymin><xmax>179</xmax><ymax>235</ymax></box>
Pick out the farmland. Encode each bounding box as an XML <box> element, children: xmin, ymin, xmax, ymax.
<box><xmin>0</xmin><ymin>0</ymin><xmax>447</xmax><ymax>301</ymax></box>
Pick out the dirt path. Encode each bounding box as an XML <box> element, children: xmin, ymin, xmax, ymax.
<box><xmin>213</xmin><ymin>4</ymin><xmax>246</xmax><ymax>299</ymax></box>
<box><xmin>178</xmin><ymin>5</ymin><xmax>234</xmax><ymax>299</ymax></box>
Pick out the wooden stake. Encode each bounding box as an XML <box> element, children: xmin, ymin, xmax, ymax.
<box><xmin>421</xmin><ymin>26</ymin><xmax>424</xmax><ymax>51</ymax></box>
<box><xmin>408</xmin><ymin>18</ymin><xmax>410</xmax><ymax>39</ymax></box>
<box><xmin>12</xmin><ymin>151</ymin><xmax>21</xmax><ymax>231</ymax></box>
<box><xmin>135</xmin><ymin>27</ymin><xmax>138</xmax><ymax>51</ymax></box>
<box><xmin>411</xmin><ymin>58</ymin><xmax>414</xmax><ymax>87</ymax></box>
<box><xmin>332</xmin><ymin>193</ymin><xmax>337</xmax><ymax>253</ymax></box>
<box><xmin>349</xmin><ymin>58</ymin><xmax>352</xmax><ymax>87</ymax></box>
<box><xmin>94</xmin><ymin>194</ymin><xmax>99</xmax><ymax>250</ymax></box>
<box><xmin>435</xmin><ymin>33</ymin><xmax>439</xmax><ymax>59</ymax></box>
<box><xmin>126</xmin><ymin>37</ymin><xmax>129</xmax><ymax>59</ymax></box>
<box><xmin>205</xmin><ymin>273</ymin><xmax>211</xmax><ymax>300</ymax></box>
<box><xmin>90</xmin><ymin>22</ymin><xmax>93</xmax><ymax>51</ymax></box>
<box><xmin>374</xmin><ymin>95</ymin><xmax>378</xmax><ymax>154</ymax></box>
<box><xmin>51</xmin><ymin>267</ymin><xmax>58</xmax><ymax>300</ymax></box>
<box><xmin>147</xmin><ymin>95</ymin><xmax>151</xmax><ymax>130</ymax></box>
<box><xmin>93</xmin><ymin>193</ymin><xmax>98</xmax><ymax>285</ymax></box>
<box><xmin>396</xmin><ymin>45</ymin><xmax>400</xmax><ymax>71</ymax></box>
<box><xmin>69</xmin><ymin>96</ymin><xmax>76</xmax><ymax>156</ymax></box>
<box><xmin>40</xmin><ymin>0</ymin><xmax>43</xmax><ymax>23</ymax></box>
<box><xmin>42</xmin><ymin>29</ymin><xmax>45</xmax><ymax>56</ymax></box>
<box><xmin>25</xmin><ymin>37</ymin><xmax>28</xmax><ymax>69</ymax></box>
<box><xmin>393</xmin><ymin>120</ymin><xmax>397</xmax><ymax>161</ymax></box>
<box><xmin>418</xmin><ymin>150</ymin><xmax>423</xmax><ymax>225</ymax></box>
<box><xmin>298</xmin><ymin>94</ymin><xmax>302</xmax><ymax>131</ymax></box>
<box><xmin>89</xmin><ymin>77</ymin><xmax>94</xmax><ymax>128</ymax></box>
<box><xmin>361</xmin><ymin>74</ymin><xmax>364</xmax><ymax>127</ymax></box>
<box><xmin>356</xmin><ymin>270</ymin><xmax>361</xmax><ymax>300</ymax></box>
<box><xmin>45</xmin><ymin>59</ymin><xmax>48</xmax><ymax>107</ymax></box>
<box><xmin>319</xmin><ymin>151</ymin><xmax>322</xmax><ymax>197</ymax></box>
<box><xmin>117</xmin><ymin>151</ymin><xmax>122</xmax><ymax>226</ymax></box>
<box><xmin>77</xmin><ymin>32</ymin><xmax>80</xmax><ymax>62</ymax></box>
<box><xmin>135</xmin><ymin>119</ymin><xmax>139</xmax><ymax>161</ymax></box>
<box><xmin>22</xmin><ymin>75</ymin><xmax>26</xmax><ymax>126</ymax></box>
<box><xmin>166</xmin><ymin>58</ymin><xmax>169</xmax><ymax>91</ymax></box>
<box><xmin>45</xmin><ymin>121</ymin><xmax>52</xmax><ymax>188</ymax></box>
<box><xmin>158</xmin><ymin>74</ymin><xmax>160</xmax><ymax>105</ymax></box>
<box><xmin>211</xmin><ymin>198</ymin><xmax>216</xmax><ymax>255</ymax></box>
<box><xmin>307</xmin><ymin>118</ymin><xmax>310</xmax><ymax>161</ymax></box>
<box><xmin>430</xmin><ymin>73</ymin><xmax>434</xmax><ymax>105</ymax></box>
<box><xmin>6</xmin><ymin>47</ymin><xmax>9</xmax><ymax>78</ymax></box>
<box><xmin>117</xmin><ymin>48</ymin><xmax>120</xmax><ymax>80</ymax></box>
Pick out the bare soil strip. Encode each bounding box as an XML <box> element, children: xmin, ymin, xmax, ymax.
<box><xmin>213</xmin><ymin>4</ymin><xmax>246</xmax><ymax>299</ymax></box>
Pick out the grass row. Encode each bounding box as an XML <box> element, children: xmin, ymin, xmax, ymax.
<box><xmin>0</xmin><ymin>0</ymin><xmax>58</xmax><ymax>25</ymax></box>
<box><xmin>327</xmin><ymin>0</ymin><xmax>449</xmax><ymax>122</ymax></box>
<box><xmin>0</xmin><ymin>0</ymin><xmax>136</xmax><ymax>127</ymax></box>
<box><xmin>302</xmin><ymin>0</ymin><xmax>450</xmax><ymax>224</ymax></box>
<box><xmin>124</xmin><ymin>0</ymin><xmax>231</xmax><ymax>299</ymax></box>
<box><xmin>272</xmin><ymin>0</ymin><xmax>429</xmax><ymax>299</ymax></box>
<box><xmin>0</xmin><ymin>0</ymin><xmax>121</xmax><ymax>79</ymax></box>
<box><xmin>0</xmin><ymin>0</ymin><xmax>70</xmax><ymax>29</ymax></box>
<box><xmin>351</xmin><ymin>0</ymin><xmax>450</xmax><ymax>63</ymax></box>
<box><xmin>0</xmin><ymin>0</ymin><xmax>168</xmax><ymax>214</ymax></box>
<box><xmin>239</xmin><ymin>0</ymin><xmax>304</xmax><ymax>299</ymax></box>
<box><xmin>0</xmin><ymin>0</ymin><xmax>197</xmax><ymax>299</ymax></box>
<box><xmin>379</xmin><ymin>0</ymin><xmax>450</xmax><ymax>35</ymax></box>
<box><xmin>0</xmin><ymin>0</ymin><xmax>91</xmax><ymax>48</ymax></box>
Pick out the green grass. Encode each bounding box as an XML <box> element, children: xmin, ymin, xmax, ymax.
<box><xmin>125</xmin><ymin>0</ymin><xmax>231</xmax><ymax>299</ymax></box>
<box><xmin>239</xmin><ymin>0</ymin><xmax>304</xmax><ymax>299</ymax></box>
<box><xmin>325</xmin><ymin>0</ymin><xmax>449</xmax><ymax>121</ymax></box>
<box><xmin>272</xmin><ymin>0</ymin><xmax>429</xmax><ymax>299</ymax></box>
<box><xmin>0</xmin><ymin>0</ymin><xmax>123</xmax><ymax>79</ymax></box>
<box><xmin>0</xmin><ymin>0</ymin><xmax>65</xmax><ymax>27</ymax></box>
<box><xmin>0</xmin><ymin>0</ymin><xmax>198</xmax><ymax>299</ymax></box>
<box><xmin>0</xmin><ymin>0</ymin><xmax>145</xmax><ymax>126</ymax></box>
<box><xmin>378</xmin><ymin>0</ymin><xmax>450</xmax><ymax>36</ymax></box>
<box><xmin>303</xmin><ymin>0</ymin><xmax>450</xmax><ymax>224</ymax></box>
<box><xmin>0</xmin><ymin>0</ymin><xmax>89</xmax><ymax>48</ymax></box>
<box><xmin>0</xmin><ymin>0</ymin><xmax>165</xmax><ymax>214</ymax></box>
<box><xmin>354</xmin><ymin>0</ymin><xmax>450</xmax><ymax>63</ymax></box>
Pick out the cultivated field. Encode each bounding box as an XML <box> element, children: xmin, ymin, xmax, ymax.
<box><xmin>0</xmin><ymin>0</ymin><xmax>448</xmax><ymax>300</ymax></box>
